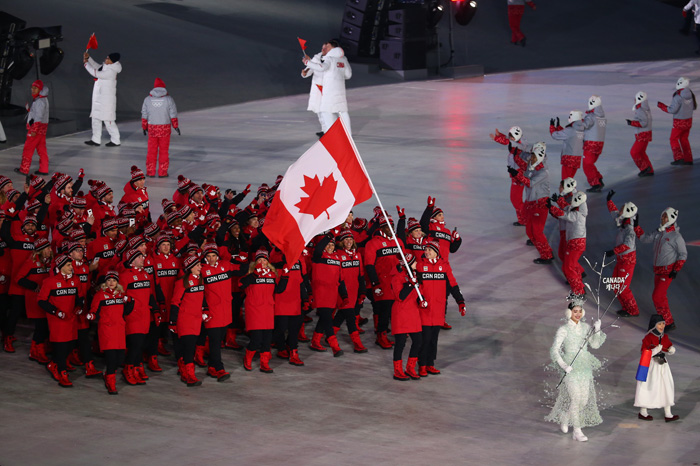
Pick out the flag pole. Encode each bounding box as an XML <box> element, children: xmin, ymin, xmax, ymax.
<box><xmin>337</xmin><ymin>118</ymin><xmax>426</xmax><ymax>302</ymax></box>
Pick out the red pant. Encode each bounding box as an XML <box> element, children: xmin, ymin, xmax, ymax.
<box><xmin>510</xmin><ymin>180</ymin><xmax>526</xmax><ymax>225</ymax></box>
<box><xmin>630</xmin><ymin>133</ymin><xmax>653</xmax><ymax>173</ymax></box>
<box><xmin>613</xmin><ymin>252</ymin><xmax>638</xmax><ymax>315</ymax></box>
<box><xmin>563</xmin><ymin>238</ymin><xmax>586</xmax><ymax>295</ymax></box>
<box><xmin>146</xmin><ymin>134</ymin><xmax>171</xmax><ymax>177</ymax></box>
<box><xmin>525</xmin><ymin>201</ymin><xmax>552</xmax><ymax>259</ymax></box>
<box><xmin>652</xmin><ymin>273</ymin><xmax>675</xmax><ymax>324</ymax></box>
<box><xmin>508</xmin><ymin>6</ymin><xmax>525</xmax><ymax>43</ymax></box>
<box><xmin>582</xmin><ymin>141</ymin><xmax>604</xmax><ymax>186</ymax></box>
<box><xmin>20</xmin><ymin>126</ymin><xmax>49</xmax><ymax>174</ymax></box>
<box><xmin>557</xmin><ymin>230</ymin><xmax>566</xmax><ymax>262</ymax></box>
<box><xmin>670</xmin><ymin>118</ymin><xmax>692</xmax><ymax>162</ymax></box>
<box><xmin>561</xmin><ymin>155</ymin><xmax>581</xmax><ymax>180</ymax></box>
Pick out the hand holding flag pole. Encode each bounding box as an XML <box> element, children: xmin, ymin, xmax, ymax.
<box><xmin>297</xmin><ymin>37</ymin><xmax>309</xmax><ymax>59</ymax></box>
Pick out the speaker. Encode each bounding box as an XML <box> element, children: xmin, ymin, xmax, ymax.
<box><xmin>379</xmin><ymin>38</ymin><xmax>426</xmax><ymax>70</ymax></box>
<box><xmin>340</xmin><ymin>0</ymin><xmax>390</xmax><ymax>58</ymax></box>
<box><xmin>386</xmin><ymin>6</ymin><xmax>426</xmax><ymax>40</ymax></box>
<box><xmin>342</xmin><ymin>6</ymin><xmax>371</xmax><ymax>27</ymax></box>
<box><xmin>345</xmin><ymin>0</ymin><xmax>376</xmax><ymax>12</ymax></box>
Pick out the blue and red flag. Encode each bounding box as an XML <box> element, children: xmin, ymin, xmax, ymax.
<box><xmin>635</xmin><ymin>349</ymin><xmax>652</xmax><ymax>382</ymax></box>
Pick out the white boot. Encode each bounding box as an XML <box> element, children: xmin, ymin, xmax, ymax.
<box><xmin>560</xmin><ymin>423</ymin><xmax>569</xmax><ymax>433</ymax></box>
<box><xmin>572</xmin><ymin>428</ymin><xmax>588</xmax><ymax>442</ymax></box>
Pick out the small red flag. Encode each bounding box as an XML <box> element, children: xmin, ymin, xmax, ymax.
<box><xmin>86</xmin><ymin>33</ymin><xmax>98</xmax><ymax>51</ymax></box>
<box><xmin>297</xmin><ymin>37</ymin><xmax>307</xmax><ymax>51</ymax></box>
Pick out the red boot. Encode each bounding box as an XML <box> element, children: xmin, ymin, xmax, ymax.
<box><xmin>350</xmin><ymin>331</ymin><xmax>368</xmax><ymax>353</ymax></box>
<box><xmin>259</xmin><ymin>351</ymin><xmax>274</xmax><ymax>373</ymax></box>
<box><xmin>288</xmin><ymin>349</ymin><xmax>304</xmax><ymax>366</ymax></box>
<box><xmin>85</xmin><ymin>360</ymin><xmax>103</xmax><ymax>378</ymax></box>
<box><xmin>243</xmin><ymin>349</ymin><xmax>256</xmax><ymax>371</ymax></box>
<box><xmin>177</xmin><ymin>357</ymin><xmax>185</xmax><ymax>376</ymax></box>
<box><xmin>419</xmin><ymin>365</ymin><xmax>428</xmax><ymax>377</ymax></box>
<box><xmin>3</xmin><ymin>335</ymin><xmax>16</xmax><ymax>353</ymax></box>
<box><xmin>442</xmin><ymin>322</ymin><xmax>452</xmax><ymax>330</ymax></box>
<box><xmin>157</xmin><ymin>338</ymin><xmax>171</xmax><ymax>356</ymax></box>
<box><xmin>46</xmin><ymin>361</ymin><xmax>60</xmax><ymax>381</ymax></box>
<box><xmin>134</xmin><ymin>363</ymin><xmax>149</xmax><ymax>381</ymax></box>
<box><xmin>65</xmin><ymin>359</ymin><xmax>76</xmax><ymax>371</ymax></box>
<box><xmin>185</xmin><ymin>363</ymin><xmax>202</xmax><ymax>387</ymax></box>
<box><xmin>29</xmin><ymin>341</ymin><xmax>50</xmax><ymax>364</ymax></box>
<box><xmin>393</xmin><ymin>360</ymin><xmax>409</xmax><ymax>381</ymax></box>
<box><xmin>405</xmin><ymin>357</ymin><xmax>420</xmax><ymax>379</ymax></box>
<box><xmin>355</xmin><ymin>315</ymin><xmax>365</xmax><ymax>334</ymax></box>
<box><xmin>426</xmin><ymin>366</ymin><xmax>441</xmax><ymax>375</ymax></box>
<box><xmin>146</xmin><ymin>355</ymin><xmax>163</xmax><ymax>372</ymax></box>
<box><xmin>207</xmin><ymin>366</ymin><xmax>231</xmax><ymax>382</ymax></box>
<box><xmin>375</xmin><ymin>331</ymin><xmax>392</xmax><ymax>350</ymax></box>
<box><xmin>194</xmin><ymin>345</ymin><xmax>207</xmax><ymax>367</ymax></box>
<box><xmin>224</xmin><ymin>328</ymin><xmax>243</xmax><ymax>350</ymax></box>
<box><xmin>104</xmin><ymin>373</ymin><xmax>118</xmax><ymax>395</ymax></box>
<box><xmin>298</xmin><ymin>322</ymin><xmax>310</xmax><ymax>342</ymax></box>
<box><xmin>326</xmin><ymin>335</ymin><xmax>344</xmax><ymax>357</ymax></box>
<box><xmin>276</xmin><ymin>348</ymin><xmax>290</xmax><ymax>359</ymax></box>
<box><xmin>332</xmin><ymin>326</ymin><xmax>340</xmax><ymax>336</ymax></box>
<box><xmin>309</xmin><ymin>332</ymin><xmax>327</xmax><ymax>352</ymax></box>
<box><xmin>122</xmin><ymin>365</ymin><xmax>143</xmax><ymax>385</ymax></box>
<box><xmin>67</xmin><ymin>348</ymin><xmax>84</xmax><ymax>366</ymax></box>
<box><xmin>58</xmin><ymin>370</ymin><xmax>73</xmax><ymax>388</ymax></box>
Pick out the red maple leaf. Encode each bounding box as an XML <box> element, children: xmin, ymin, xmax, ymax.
<box><xmin>295</xmin><ymin>174</ymin><xmax>338</xmax><ymax>220</ymax></box>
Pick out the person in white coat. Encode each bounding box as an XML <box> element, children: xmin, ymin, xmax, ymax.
<box><xmin>683</xmin><ymin>0</ymin><xmax>700</xmax><ymax>54</ymax></box>
<box><xmin>83</xmin><ymin>52</ymin><xmax>122</xmax><ymax>147</ymax></box>
<box><xmin>301</xmin><ymin>45</ymin><xmax>327</xmax><ymax>137</ymax></box>
<box><xmin>303</xmin><ymin>40</ymin><xmax>352</xmax><ymax>136</ymax></box>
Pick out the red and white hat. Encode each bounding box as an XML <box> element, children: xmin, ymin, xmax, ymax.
<box><xmin>130</xmin><ymin>165</ymin><xmax>145</xmax><ymax>183</ymax></box>
<box><xmin>183</xmin><ymin>254</ymin><xmax>201</xmax><ymax>272</ymax></box>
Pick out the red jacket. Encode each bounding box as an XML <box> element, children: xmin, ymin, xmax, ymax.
<box><xmin>274</xmin><ymin>260</ymin><xmax>305</xmax><ymax>316</ymax></box>
<box><xmin>201</xmin><ymin>261</ymin><xmax>236</xmax><ymax>329</ymax></box>
<box><xmin>16</xmin><ymin>258</ymin><xmax>51</xmax><ymax>319</ymax></box>
<box><xmin>86</xmin><ymin>236</ymin><xmax>116</xmax><ymax>279</ymax></box>
<box><xmin>364</xmin><ymin>232</ymin><xmax>404</xmax><ymax>301</ymax></box>
<box><xmin>121</xmin><ymin>182</ymin><xmax>150</xmax><ymax>214</ymax></box>
<box><xmin>241</xmin><ymin>267</ymin><xmax>276</xmax><ymax>331</ymax></box>
<box><xmin>415</xmin><ymin>256</ymin><xmax>462</xmax><ymax>326</ymax></box>
<box><xmin>72</xmin><ymin>260</ymin><xmax>91</xmax><ymax>330</ymax></box>
<box><xmin>390</xmin><ymin>267</ymin><xmax>422</xmax><ymax>335</ymax></box>
<box><xmin>641</xmin><ymin>332</ymin><xmax>673</xmax><ymax>353</ymax></box>
<box><xmin>337</xmin><ymin>248</ymin><xmax>364</xmax><ymax>308</ymax></box>
<box><xmin>311</xmin><ymin>236</ymin><xmax>347</xmax><ymax>308</ymax></box>
<box><xmin>7</xmin><ymin>229</ymin><xmax>36</xmax><ymax>296</ymax></box>
<box><xmin>91</xmin><ymin>287</ymin><xmax>132</xmax><ymax>350</ymax></box>
<box><xmin>153</xmin><ymin>253</ymin><xmax>181</xmax><ymax>320</ymax></box>
<box><xmin>170</xmin><ymin>274</ymin><xmax>205</xmax><ymax>336</ymax></box>
<box><xmin>0</xmin><ymin>239</ymin><xmax>11</xmax><ymax>295</ymax></box>
<box><xmin>38</xmin><ymin>272</ymin><xmax>80</xmax><ymax>342</ymax></box>
<box><xmin>122</xmin><ymin>266</ymin><xmax>155</xmax><ymax>335</ymax></box>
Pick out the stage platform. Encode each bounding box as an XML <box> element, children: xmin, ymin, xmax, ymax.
<box><xmin>0</xmin><ymin>59</ymin><xmax>698</xmax><ymax>465</ymax></box>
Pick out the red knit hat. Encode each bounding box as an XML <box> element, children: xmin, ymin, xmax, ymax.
<box><xmin>71</xmin><ymin>191</ymin><xmax>87</xmax><ymax>209</ymax></box>
<box><xmin>127</xmin><ymin>235</ymin><xmax>145</xmax><ymax>251</ymax></box>
<box><xmin>183</xmin><ymin>254</ymin><xmax>200</xmax><ymax>272</ymax></box>
<box><xmin>34</xmin><ymin>237</ymin><xmax>50</xmax><ymax>252</ymax></box>
<box><xmin>105</xmin><ymin>270</ymin><xmax>119</xmax><ymax>282</ymax></box>
<box><xmin>202</xmin><ymin>243</ymin><xmax>219</xmax><ymax>257</ymax></box>
<box><xmin>379</xmin><ymin>215</ymin><xmax>394</xmax><ymax>228</ymax></box>
<box><xmin>23</xmin><ymin>215</ymin><xmax>38</xmax><ymax>227</ymax></box>
<box><xmin>32</xmin><ymin>80</ymin><xmax>44</xmax><ymax>91</ymax></box>
<box><xmin>124</xmin><ymin>248</ymin><xmax>144</xmax><ymax>267</ymax></box>
<box><xmin>70</xmin><ymin>229</ymin><xmax>87</xmax><ymax>242</ymax></box>
<box><xmin>165</xmin><ymin>211</ymin><xmax>181</xmax><ymax>225</ymax></box>
<box><xmin>431</xmin><ymin>207</ymin><xmax>444</xmax><ymax>219</ymax></box>
<box><xmin>176</xmin><ymin>205</ymin><xmax>193</xmax><ymax>219</ymax></box>
<box><xmin>66</xmin><ymin>241</ymin><xmax>83</xmax><ymax>255</ymax></box>
<box><xmin>254</xmin><ymin>249</ymin><xmax>269</xmax><ymax>261</ymax></box>
<box><xmin>425</xmin><ymin>240</ymin><xmax>441</xmax><ymax>256</ymax></box>
<box><xmin>188</xmin><ymin>184</ymin><xmax>203</xmax><ymax>200</ymax></box>
<box><xmin>29</xmin><ymin>174</ymin><xmax>46</xmax><ymax>192</ymax></box>
<box><xmin>336</xmin><ymin>229</ymin><xmax>353</xmax><ymax>242</ymax></box>
<box><xmin>404</xmin><ymin>253</ymin><xmax>416</xmax><ymax>267</ymax></box>
<box><xmin>257</xmin><ymin>184</ymin><xmax>270</xmax><ymax>196</ymax></box>
<box><xmin>352</xmin><ymin>217</ymin><xmax>367</xmax><ymax>230</ymax></box>
<box><xmin>156</xmin><ymin>233</ymin><xmax>171</xmax><ymax>248</ymax></box>
<box><xmin>144</xmin><ymin>223</ymin><xmax>160</xmax><ymax>238</ymax></box>
<box><xmin>177</xmin><ymin>175</ymin><xmax>193</xmax><ymax>193</ymax></box>
<box><xmin>130</xmin><ymin>165</ymin><xmax>145</xmax><ymax>183</ymax></box>
<box><xmin>54</xmin><ymin>174</ymin><xmax>73</xmax><ymax>193</ymax></box>
<box><xmin>407</xmin><ymin>217</ymin><xmax>421</xmax><ymax>232</ymax></box>
<box><xmin>0</xmin><ymin>176</ymin><xmax>11</xmax><ymax>190</ymax></box>
<box><xmin>56</xmin><ymin>218</ymin><xmax>74</xmax><ymax>234</ymax></box>
<box><xmin>26</xmin><ymin>198</ymin><xmax>41</xmax><ymax>212</ymax></box>
<box><xmin>161</xmin><ymin>198</ymin><xmax>176</xmax><ymax>212</ymax></box>
<box><xmin>153</xmin><ymin>77</ymin><xmax>166</xmax><ymax>88</ymax></box>
<box><xmin>115</xmin><ymin>239</ymin><xmax>128</xmax><ymax>255</ymax></box>
<box><xmin>54</xmin><ymin>254</ymin><xmax>71</xmax><ymax>272</ymax></box>
<box><xmin>101</xmin><ymin>218</ymin><xmax>119</xmax><ymax>235</ymax></box>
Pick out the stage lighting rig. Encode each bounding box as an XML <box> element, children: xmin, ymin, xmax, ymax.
<box><xmin>452</xmin><ymin>0</ymin><xmax>477</xmax><ymax>26</ymax></box>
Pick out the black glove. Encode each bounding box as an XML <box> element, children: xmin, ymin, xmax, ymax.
<box><xmin>549</xmin><ymin>118</ymin><xmax>555</xmax><ymax>127</ymax></box>
<box><xmin>605</xmin><ymin>249</ymin><xmax>615</xmax><ymax>258</ymax></box>
<box><xmin>625</xmin><ymin>119</ymin><xmax>633</xmax><ymax>126</ymax></box>
<box><xmin>175</xmin><ymin>127</ymin><xmax>181</xmax><ymax>135</ymax></box>
<box><xmin>633</xmin><ymin>214</ymin><xmax>639</xmax><ymax>228</ymax></box>
<box><xmin>545</xmin><ymin>197</ymin><xmax>552</xmax><ymax>208</ymax></box>
<box><xmin>29</xmin><ymin>119</ymin><xmax>34</xmax><ymax>126</ymax></box>
<box><xmin>556</xmin><ymin>117</ymin><xmax>560</xmax><ymax>127</ymax></box>
<box><xmin>669</xmin><ymin>270</ymin><xmax>678</xmax><ymax>279</ymax></box>
<box><xmin>606</xmin><ymin>190</ymin><xmax>615</xmax><ymax>202</ymax></box>
<box><xmin>143</xmin><ymin>129</ymin><xmax>147</xmax><ymax>136</ymax></box>
<box><xmin>507</xmin><ymin>167</ymin><xmax>519</xmax><ymax>178</ymax></box>
<box><xmin>551</xmin><ymin>193</ymin><xmax>559</xmax><ymax>203</ymax></box>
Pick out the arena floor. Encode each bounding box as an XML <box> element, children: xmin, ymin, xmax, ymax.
<box><xmin>0</xmin><ymin>59</ymin><xmax>699</xmax><ymax>465</ymax></box>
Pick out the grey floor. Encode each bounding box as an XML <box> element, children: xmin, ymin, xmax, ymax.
<box><xmin>1</xmin><ymin>59</ymin><xmax>699</xmax><ymax>465</ymax></box>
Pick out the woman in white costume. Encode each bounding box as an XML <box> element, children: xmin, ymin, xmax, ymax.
<box><xmin>635</xmin><ymin>314</ymin><xmax>679</xmax><ymax>422</ymax></box>
<box><xmin>546</xmin><ymin>302</ymin><xmax>605</xmax><ymax>442</ymax></box>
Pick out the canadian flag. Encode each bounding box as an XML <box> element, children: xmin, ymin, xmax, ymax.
<box><xmin>263</xmin><ymin>118</ymin><xmax>372</xmax><ymax>266</ymax></box>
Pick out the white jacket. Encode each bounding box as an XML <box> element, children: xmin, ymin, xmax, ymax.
<box><xmin>305</xmin><ymin>47</ymin><xmax>352</xmax><ymax>113</ymax></box>
<box><xmin>302</xmin><ymin>52</ymin><xmax>324</xmax><ymax>113</ymax></box>
<box><xmin>684</xmin><ymin>0</ymin><xmax>700</xmax><ymax>23</ymax></box>
<box><xmin>84</xmin><ymin>57</ymin><xmax>122</xmax><ymax>121</ymax></box>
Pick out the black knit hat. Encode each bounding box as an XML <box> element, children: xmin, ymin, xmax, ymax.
<box><xmin>648</xmin><ymin>314</ymin><xmax>665</xmax><ymax>331</ymax></box>
<box><xmin>109</xmin><ymin>52</ymin><xmax>120</xmax><ymax>63</ymax></box>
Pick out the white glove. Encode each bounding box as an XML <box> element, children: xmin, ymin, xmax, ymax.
<box><xmin>594</xmin><ymin>319</ymin><xmax>601</xmax><ymax>332</ymax></box>
<box><xmin>651</xmin><ymin>344</ymin><xmax>663</xmax><ymax>356</ymax></box>
<box><xmin>374</xmin><ymin>288</ymin><xmax>382</xmax><ymax>296</ymax></box>
<box><xmin>667</xmin><ymin>346</ymin><xmax>676</xmax><ymax>355</ymax></box>
<box><xmin>565</xmin><ymin>366</ymin><xmax>573</xmax><ymax>374</ymax></box>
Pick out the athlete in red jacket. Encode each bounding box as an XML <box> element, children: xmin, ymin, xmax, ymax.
<box><xmin>272</xmin><ymin>257</ymin><xmax>306</xmax><ymax>366</ymax></box>
<box><xmin>332</xmin><ymin>229</ymin><xmax>367</xmax><ymax>353</ymax></box>
<box><xmin>389</xmin><ymin>253</ymin><xmax>424</xmax><ymax>381</ymax></box>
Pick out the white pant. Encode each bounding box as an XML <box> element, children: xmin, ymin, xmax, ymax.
<box><xmin>91</xmin><ymin>118</ymin><xmax>120</xmax><ymax>145</ymax></box>
<box><xmin>320</xmin><ymin>111</ymin><xmax>351</xmax><ymax>136</ymax></box>
<box><xmin>0</xmin><ymin>120</ymin><xmax>6</xmax><ymax>142</ymax></box>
